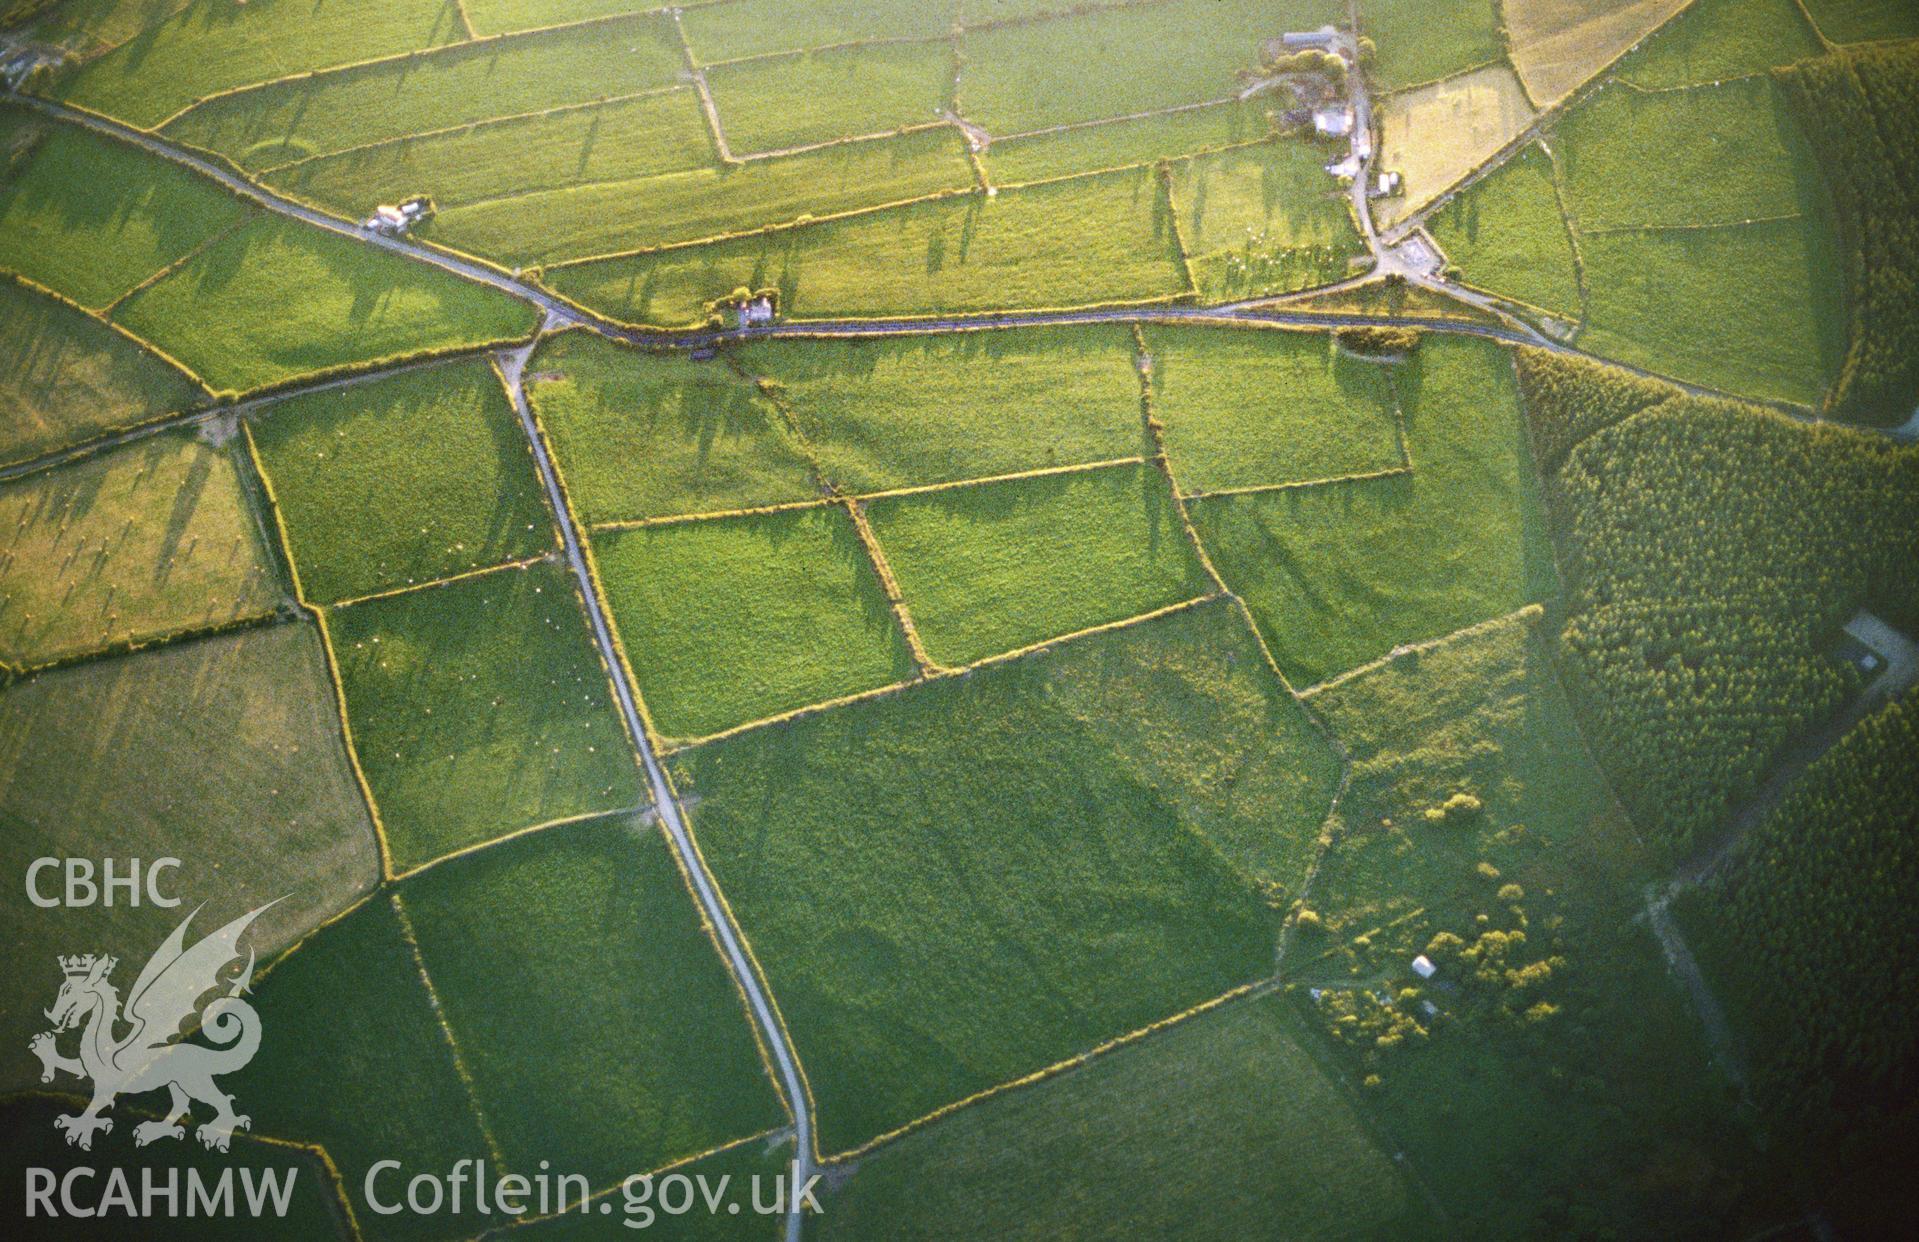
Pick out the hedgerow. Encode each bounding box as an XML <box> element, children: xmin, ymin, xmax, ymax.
<box><xmin>1777</xmin><ymin>43</ymin><xmax>1919</xmax><ymax>426</ymax></box>
<box><xmin>1544</xmin><ymin>388</ymin><xmax>1919</xmax><ymax>853</ymax></box>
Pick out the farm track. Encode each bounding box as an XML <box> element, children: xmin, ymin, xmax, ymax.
<box><xmin>495</xmin><ymin>338</ymin><xmax>813</xmax><ymax>1242</ymax></box>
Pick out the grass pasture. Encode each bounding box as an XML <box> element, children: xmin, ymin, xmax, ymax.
<box><xmin>670</xmin><ymin>599</ymin><xmax>1337</xmax><ymax>1153</ymax></box>
<box><xmin>1189</xmin><ymin>336</ymin><xmax>1558</xmax><ymax>687</ymax></box>
<box><xmin>736</xmin><ymin>325</ymin><xmax>1144</xmax><ymax>493</ymax></box>
<box><xmin>249</xmin><ymin>357</ymin><xmax>555</xmax><ymax>604</ymax></box>
<box><xmin>0</xmin><ymin>620</ymin><xmax>378</xmax><ymax>1093</ymax></box>
<box><xmin>1801</xmin><ymin>0</ymin><xmax>1919</xmax><ymax>43</ymax></box>
<box><xmin>681</xmin><ymin>0</ymin><xmax>953</xmax><ymax>62</ymax></box>
<box><xmin>1555</xmin><ymin>77</ymin><xmax>1821</xmax><ymax>230</ymax></box>
<box><xmin>1618</xmin><ymin>0</ymin><xmax>1825</xmax><ymax>89</ymax></box>
<box><xmin>161</xmin><ymin>15</ymin><xmax>684</xmax><ymax>171</ymax></box>
<box><xmin>0</xmin><ymin>1096</ymin><xmax>343</xmax><ymax>1240</ymax></box>
<box><xmin>233</xmin><ymin>893</ymin><xmax>498</xmax><ymax>1242</ymax></box>
<box><xmin>544</xmin><ymin>167</ymin><xmax>1188</xmax><ymax>326</ymax></box>
<box><xmin>1578</xmin><ymin>216</ymin><xmax>1845</xmax><ymax>407</ymax></box>
<box><xmin>1168</xmin><ymin>140</ymin><xmax>1367</xmax><ymax>300</ymax></box>
<box><xmin>0</xmin><ymin>277</ymin><xmax>202</xmax><ymax>462</ymax></box>
<box><xmin>819</xmin><ymin>992</ymin><xmax>1423</xmax><ymax>1240</ymax></box>
<box><xmin>525</xmin><ymin>332</ymin><xmax>819</xmax><ymax>525</ymax></box>
<box><xmin>1360</xmin><ymin>0</ymin><xmax>1505</xmax><ymax>91</ymax></box>
<box><xmin>1144</xmin><ymin>325</ymin><xmax>1405</xmax><ymax>494</ymax></box>
<box><xmin>328</xmin><ymin>560</ymin><xmax>638</xmax><ymax>871</ymax></box>
<box><xmin>0</xmin><ymin>110</ymin><xmax>253</xmax><ymax>311</ymax></box>
<box><xmin>0</xmin><ymin>430</ymin><xmax>283</xmax><ymax>666</ymax></box>
<box><xmin>984</xmin><ymin>101</ymin><xmax>1267</xmax><ymax>186</ymax></box>
<box><xmin>865</xmin><ymin>461</ymin><xmax>1210</xmax><ymax>666</ymax></box>
<box><xmin>705</xmin><ymin>41</ymin><xmax>954</xmax><ymax>154</ymax></box>
<box><xmin>594</xmin><ymin>506</ymin><xmax>914</xmax><ymax>741</ymax></box>
<box><xmin>1293</xmin><ymin>614</ymin><xmax>1754</xmax><ymax>1235</ymax></box>
<box><xmin>399</xmin><ymin>818</ymin><xmax>788</xmax><ymax>1187</ymax></box>
<box><xmin>268</xmin><ymin>88</ymin><xmax>716</xmax><ymax>220</ymax></box>
<box><xmin>1428</xmin><ymin>141</ymin><xmax>1582</xmax><ymax>318</ymax></box>
<box><xmin>431</xmin><ymin>127</ymin><xmax>973</xmax><ymax>267</ymax></box>
<box><xmin>956</xmin><ymin>0</ymin><xmax>1341</xmax><ymax>135</ymax></box>
<box><xmin>54</xmin><ymin>0</ymin><xmax>468</xmax><ymax>129</ymax></box>
<box><xmin>458</xmin><ymin>0</ymin><xmax>654</xmax><ymax>36</ymax></box>
<box><xmin>114</xmin><ymin>213</ymin><xmax>540</xmax><ymax>394</ymax></box>
<box><xmin>1376</xmin><ymin>64</ymin><xmax>1536</xmax><ymax>226</ymax></box>
<box><xmin>1503</xmin><ymin>0</ymin><xmax>1690</xmax><ymax>106</ymax></box>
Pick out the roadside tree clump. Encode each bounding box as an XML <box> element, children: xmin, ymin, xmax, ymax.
<box><xmin>1335</xmin><ymin>325</ymin><xmax>1419</xmax><ymax>356</ymax></box>
<box><xmin>1778</xmin><ymin>43</ymin><xmax>1919</xmax><ymax>425</ymax></box>
<box><xmin>1682</xmin><ymin>689</ymin><xmax>1919</xmax><ymax>1121</ymax></box>
<box><xmin>1540</xmin><ymin>384</ymin><xmax>1919</xmax><ymax>853</ymax></box>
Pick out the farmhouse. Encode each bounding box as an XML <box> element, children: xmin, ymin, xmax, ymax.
<box><xmin>1313</xmin><ymin>105</ymin><xmax>1354</xmax><ymax>138</ymax></box>
<box><xmin>362</xmin><ymin>197</ymin><xmax>431</xmax><ymax>237</ymax></box>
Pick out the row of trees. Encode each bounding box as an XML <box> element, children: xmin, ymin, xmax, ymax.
<box><xmin>1699</xmin><ymin>689</ymin><xmax>1919</xmax><ymax>1117</ymax></box>
<box><xmin>1522</xmin><ymin>357</ymin><xmax>1919</xmax><ymax>852</ymax></box>
<box><xmin>1778</xmin><ymin>43</ymin><xmax>1919</xmax><ymax>426</ymax></box>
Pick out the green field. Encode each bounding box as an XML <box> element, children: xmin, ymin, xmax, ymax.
<box><xmin>984</xmin><ymin>101</ymin><xmax>1266</xmax><ymax>186</ymax></box>
<box><xmin>736</xmin><ymin>325</ymin><xmax>1144</xmax><ymax>493</ymax></box>
<box><xmin>956</xmin><ymin>0</ymin><xmax>1341</xmax><ymax>134</ymax></box>
<box><xmin>819</xmin><ymin>992</ymin><xmax>1424</xmax><ymax>1240</ymax></box>
<box><xmin>1360</xmin><ymin>0</ymin><xmax>1505</xmax><ymax>90</ymax></box>
<box><xmin>433</xmin><ymin>127</ymin><xmax>973</xmax><ymax>267</ymax></box>
<box><xmin>866</xmin><ymin>462</ymin><xmax>1210</xmax><ymax>666</ymax></box>
<box><xmin>1556</xmin><ymin>77</ymin><xmax>1823</xmax><ymax>229</ymax></box>
<box><xmin>1144</xmin><ymin>325</ymin><xmax>1405</xmax><ymax>493</ymax></box>
<box><xmin>460</xmin><ymin>0</ymin><xmax>653</xmax><ymax>36</ymax></box>
<box><xmin>1</xmin><ymin>1095</ymin><xmax>343</xmax><ymax>1241</ymax></box>
<box><xmin>1801</xmin><ymin>0</ymin><xmax>1919</xmax><ymax>43</ymax></box>
<box><xmin>706</xmin><ymin>42</ymin><xmax>953</xmax><ymax>154</ymax></box>
<box><xmin>234</xmin><ymin>893</ymin><xmax>500</xmax><ymax>1242</ymax></box>
<box><xmin>544</xmin><ymin>167</ymin><xmax>1188</xmax><ymax>326</ymax></box>
<box><xmin>525</xmin><ymin>332</ymin><xmax>819</xmax><ymax>525</ymax></box>
<box><xmin>1578</xmin><ymin>215</ymin><xmax>1846</xmax><ymax>406</ymax></box>
<box><xmin>1293</xmin><ymin>613</ymin><xmax>1754</xmax><ymax>1236</ymax></box>
<box><xmin>54</xmin><ymin>0</ymin><xmax>467</xmax><ymax>129</ymax></box>
<box><xmin>328</xmin><ymin>560</ymin><xmax>637</xmax><ymax>871</ymax></box>
<box><xmin>398</xmin><ymin>817</ymin><xmax>788</xmax><ymax>1187</ymax></box>
<box><xmin>670</xmin><ymin>599</ymin><xmax>1336</xmax><ymax>1153</ymax></box>
<box><xmin>1169</xmin><ymin>139</ymin><xmax>1367</xmax><ymax>299</ymax></box>
<box><xmin>1618</xmin><ymin>0</ymin><xmax>1825</xmax><ymax>89</ymax></box>
<box><xmin>114</xmin><ymin>213</ymin><xmax>539</xmax><ymax>394</ymax></box>
<box><xmin>0</xmin><ymin>620</ymin><xmax>378</xmax><ymax>1092</ymax></box>
<box><xmin>0</xmin><ymin>110</ymin><xmax>252</xmax><ymax>310</ymax></box>
<box><xmin>0</xmin><ymin>276</ymin><xmax>202</xmax><ymax>462</ymax></box>
<box><xmin>0</xmin><ymin>431</ymin><xmax>284</xmax><ymax>666</ymax></box>
<box><xmin>1190</xmin><ymin>335</ymin><xmax>1559</xmax><ymax>687</ymax></box>
<box><xmin>594</xmin><ymin>506</ymin><xmax>914</xmax><ymax>740</ymax></box>
<box><xmin>161</xmin><ymin>15</ymin><xmax>684</xmax><ymax>170</ymax></box>
<box><xmin>269</xmin><ymin>88</ymin><xmax>715</xmax><ymax>220</ymax></box>
<box><xmin>250</xmin><ymin>358</ymin><xmax>555</xmax><ymax>604</ymax></box>
<box><xmin>1429</xmin><ymin>142</ymin><xmax>1583</xmax><ymax>318</ymax></box>
<box><xmin>682</xmin><ymin>0</ymin><xmax>952</xmax><ymax>61</ymax></box>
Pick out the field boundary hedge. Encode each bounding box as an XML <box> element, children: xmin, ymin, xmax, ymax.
<box><xmin>497</xmin><ymin>1123</ymin><xmax>793</xmax><ymax>1231</ymax></box>
<box><xmin>388</xmin><ymin>803</ymin><xmax>645</xmax><ymax>884</ymax></box>
<box><xmin>323</xmin><ymin>552</ymin><xmax>556</xmax><ymax>612</ymax></box>
<box><xmin>1157</xmin><ymin>163</ymin><xmax>1203</xmax><ymax>299</ymax></box>
<box><xmin>7</xmin><ymin>608</ymin><xmax>291</xmax><ymax>679</ymax></box>
<box><xmin>0</xmin><ymin>270</ymin><xmax>214</xmax><ymax>400</ymax></box>
<box><xmin>388</xmin><ymin>891</ymin><xmax>513</xmax><ymax>1172</ymax></box>
<box><xmin>697</xmin><ymin>31</ymin><xmax>954</xmax><ymax>74</ymax></box>
<box><xmin>99</xmin><ymin>209</ymin><xmax>259</xmax><ymax>315</ymax></box>
<box><xmin>1297</xmin><ymin>603</ymin><xmax>1547</xmax><ymax>699</ymax></box>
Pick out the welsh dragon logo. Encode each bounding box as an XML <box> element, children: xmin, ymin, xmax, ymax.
<box><xmin>30</xmin><ymin>902</ymin><xmax>276</xmax><ymax>1153</ymax></box>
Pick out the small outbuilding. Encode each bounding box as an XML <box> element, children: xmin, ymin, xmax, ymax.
<box><xmin>1313</xmin><ymin>105</ymin><xmax>1354</xmax><ymax>138</ymax></box>
<box><xmin>1411</xmin><ymin>954</ymin><xmax>1437</xmax><ymax>980</ymax></box>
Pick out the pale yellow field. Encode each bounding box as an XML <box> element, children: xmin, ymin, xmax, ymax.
<box><xmin>1377</xmin><ymin>65</ymin><xmax>1537</xmax><ymax>227</ymax></box>
<box><xmin>0</xmin><ymin>430</ymin><xmax>285</xmax><ymax>666</ymax></box>
<box><xmin>1506</xmin><ymin>0</ymin><xmax>1693</xmax><ymax>106</ymax></box>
